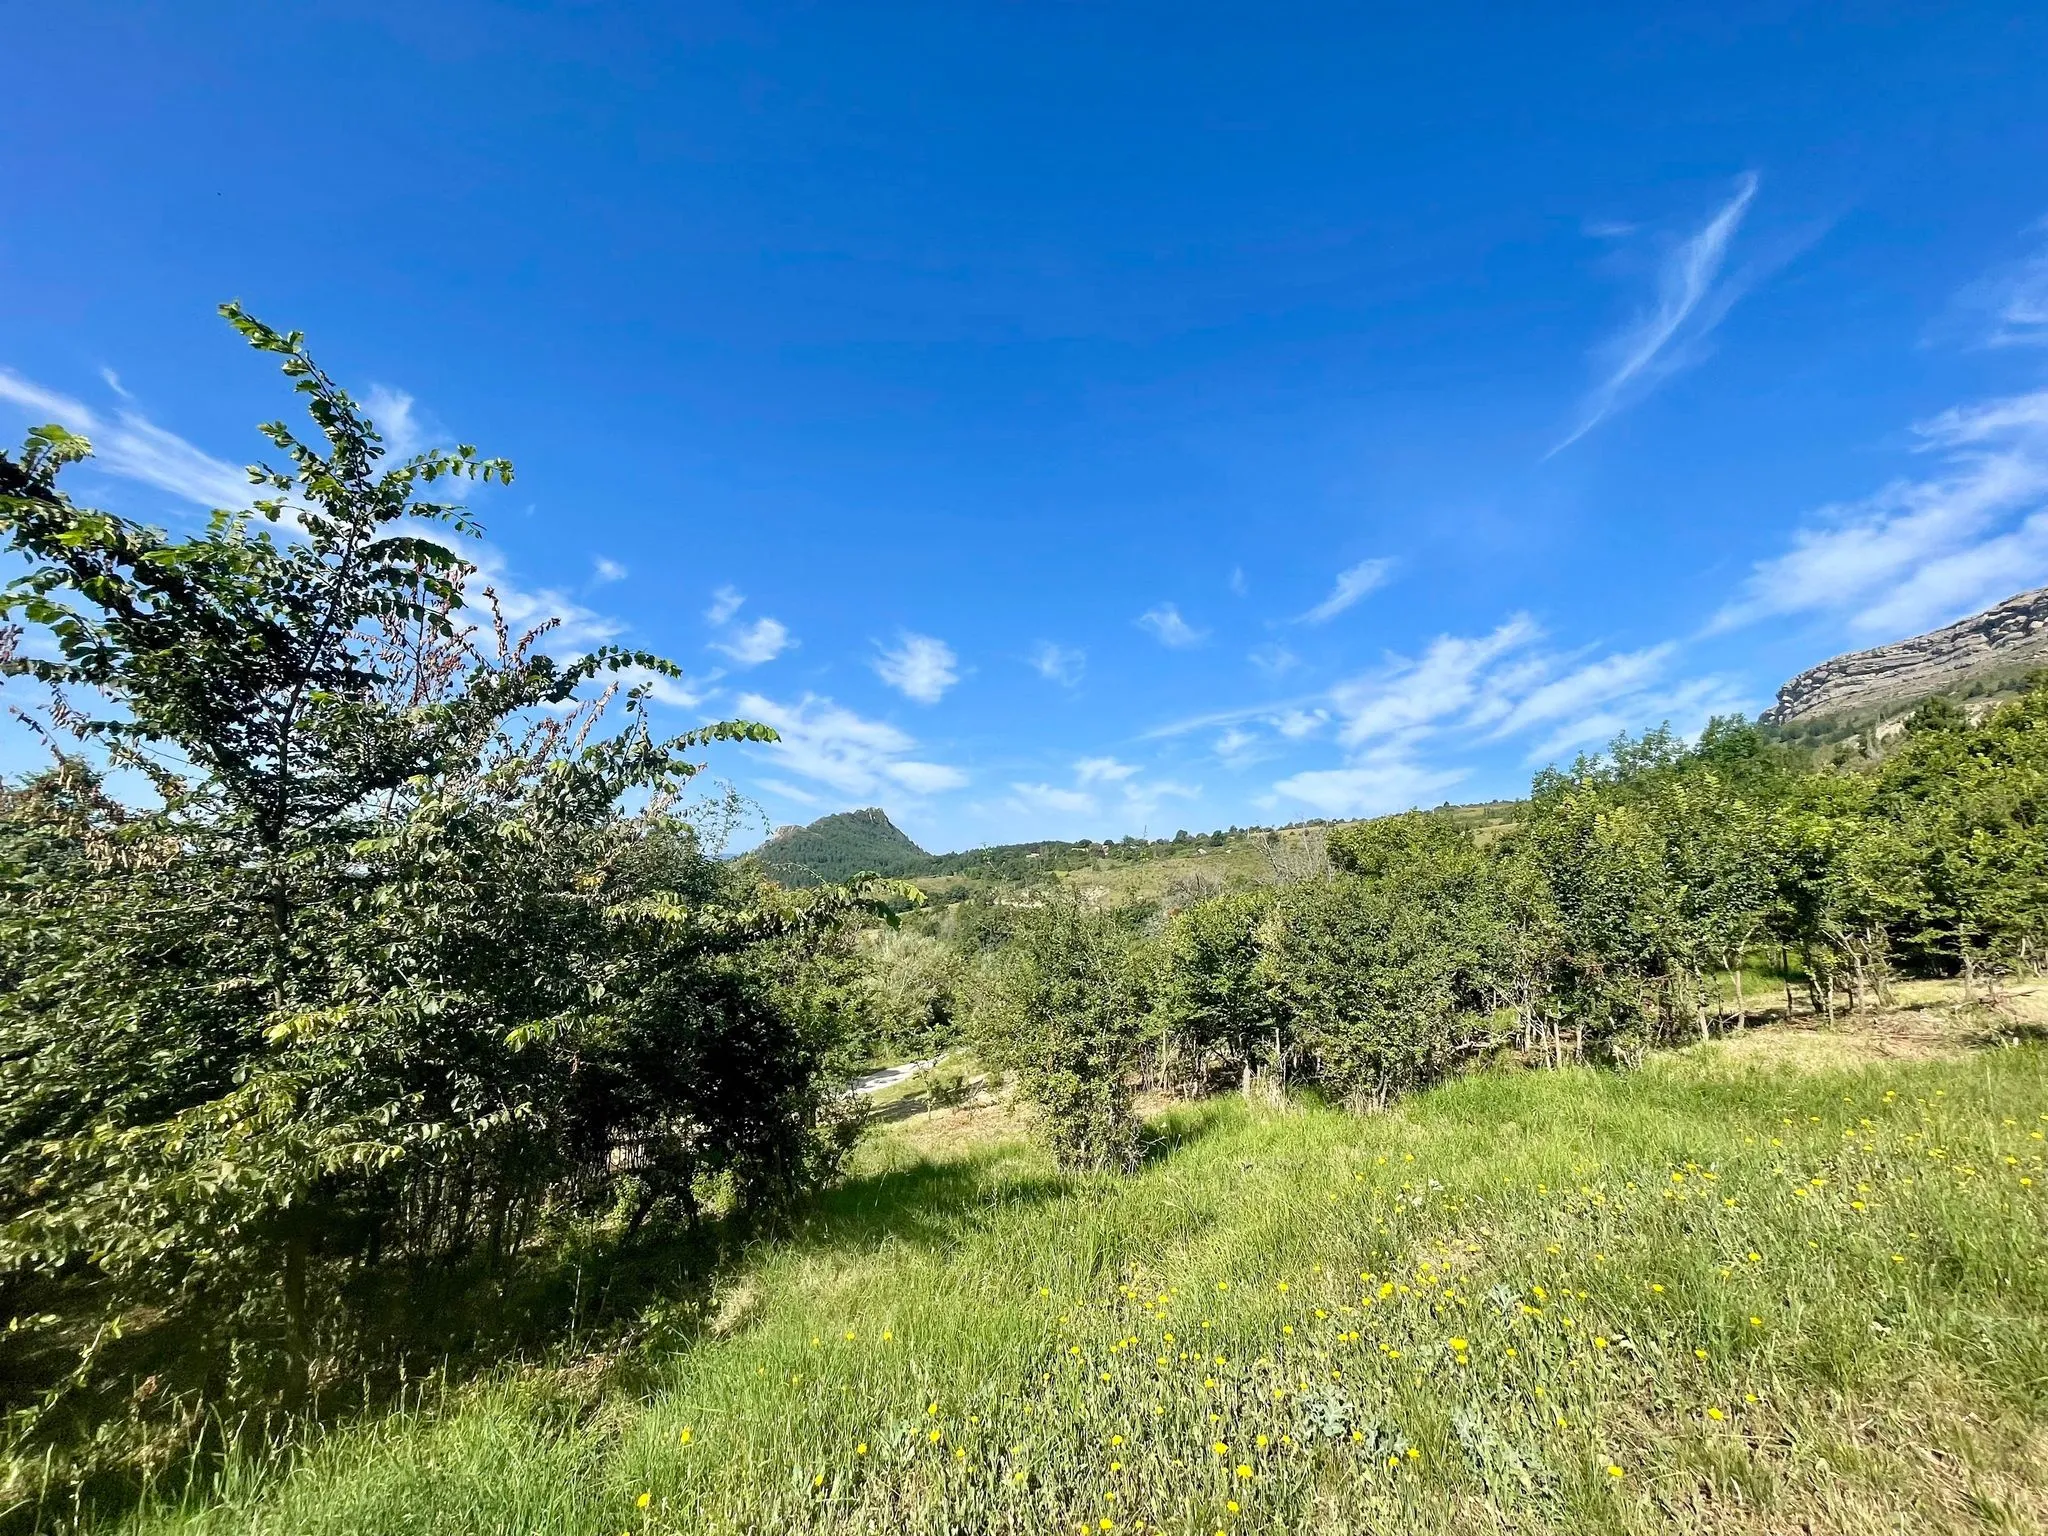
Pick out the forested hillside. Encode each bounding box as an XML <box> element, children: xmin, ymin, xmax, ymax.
<box><xmin>753</xmin><ymin>808</ymin><xmax>934</xmax><ymax>885</ymax></box>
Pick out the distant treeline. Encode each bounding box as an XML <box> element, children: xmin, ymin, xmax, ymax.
<box><xmin>859</xmin><ymin>692</ymin><xmax>2048</xmax><ymax>1170</ymax></box>
<box><xmin>754</xmin><ymin>803</ymin><xmax>1524</xmax><ymax>893</ymax></box>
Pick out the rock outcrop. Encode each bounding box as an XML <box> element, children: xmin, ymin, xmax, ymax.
<box><xmin>1761</xmin><ymin>585</ymin><xmax>2048</xmax><ymax>724</ymax></box>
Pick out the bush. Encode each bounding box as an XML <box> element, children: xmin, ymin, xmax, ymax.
<box><xmin>1154</xmin><ymin>887</ymin><xmax>1277</xmax><ymax>1093</ymax></box>
<box><xmin>974</xmin><ymin>899</ymin><xmax>1148</xmax><ymax>1172</ymax></box>
<box><xmin>1261</xmin><ymin>812</ymin><xmax>1507</xmax><ymax>1107</ymax></box>
<box><xmin>854</xmin><ymin>928</ymin><xmax>965</xmax><ymax>1057</ymax></box>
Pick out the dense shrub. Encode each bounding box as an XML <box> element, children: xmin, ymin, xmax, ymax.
<box><xmin>973</xmin><ymin>899</ymin><xmax>1149</xmax><ymax>1172</ymax></box>
<box><xmin>853</xmin><ymin>928</ymin><xmax>966</xmax><ymax>1058</ymax></box>
<box><xmin>1153</xmin><ymin>887</ymin><xmax>1277</xmax><ymax>1094</ymax></box>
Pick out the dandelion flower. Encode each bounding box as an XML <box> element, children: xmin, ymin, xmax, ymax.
<box><xmin>636</xmin><ymin>1492</ymin><xmax>652</xmax><ymax>1510</ymax></box>
<box><xmin>1707</xmin><ymin>1407</ymin><xmax>1725</xmax><ymax>1421</ymax></box>
<box><xmin>1236</xmin><ymin>1464</ymin><xmax>1254</xmax><ymax>1478</ymax></box>
<box><xmin>1607</xmin><ymin>1464</ymin><xmax>1624</xmax><ymax>1478</ymax></box>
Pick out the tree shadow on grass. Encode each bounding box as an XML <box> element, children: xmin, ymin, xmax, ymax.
<box><xmin>1138</xmin><ymin>1097</ymin><xmax>1237</xmax><ymax>1165</ymax></box>
<box><xmin>792</xmin><ymin>1152</ymin><xmax>1070</xmax><ymax>1256</ymax></box>
<box><xmin>7</xmin><ymin>1155</ymin><xmax>1068</xmax><ymax>1532</ymax></box>
<box><xmin>13</xmin><ymin>1102</ymin><xmax>1241</xmax><ymax>1533</ymax></box>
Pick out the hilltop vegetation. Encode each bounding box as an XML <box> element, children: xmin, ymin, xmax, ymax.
<box><xmin>755</xmin><ymin>808</ymin><xmax>936</xmax><ymax>886</ymax></box>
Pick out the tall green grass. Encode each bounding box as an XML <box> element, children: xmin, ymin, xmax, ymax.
<box><xmin>119</xmin><ymin>1039</ymin><xmax>2047</xmax><ymax>1535</ymax></box>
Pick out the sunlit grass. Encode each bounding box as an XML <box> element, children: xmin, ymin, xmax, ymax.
<box><xmin>126</xmin><ymin>1033</ymin><xmax>2047</xmax><ymax>1535</ymax></box>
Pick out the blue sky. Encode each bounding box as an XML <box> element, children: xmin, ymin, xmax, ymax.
<box><xmin>5</xmin><ymin>3</ymin><xmax>2048</xmax><ymax>852</ymax></box>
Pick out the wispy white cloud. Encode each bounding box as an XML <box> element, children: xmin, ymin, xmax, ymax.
<box><xmin>1131</xmin><ymin>611</ymin><xmax>1734</xmax><ymax>816</ymax></box>
<box><xmin>0</xmin><ymin>369</ymin><xmax>93</xmax><ymax>425</ymax></box>
<box><xmin>706</xmin><ymin>585</ymin><xmax>746</xmax><ymax>626</ymax></box>
<box><xmin>0</xmin><ymin>368</ymin><xmax>253</xmax><ymax>510</ymax></box>
<box><xmin>1029</xmin><ymin>641</ymin><xmax>1084</xmax><ymax>686</ymax></box>
<box><xmin>1249</xmin><ymin>643</ymin><xmax>1299</xmax><ymax>678</ymax></box>
<box><xmin>874</xmin><ymin>631</ymin><xmax>960</xmax><ymax>704</ymax></box>
<box><xmin>1001</xmin><ymin>757</ymin><xmax>1198</xmax><ymax>831</ymax></box>
<box><xmin>1713</xmin><ymin>387</ymin><xmax>2048</xmax><ymax>637</ymax></box>
<box><xmin>699</xmin><ymin>584</ymin><xmax>794</xmax><ymax>667</ymax></box>
<box><xmin>889</xmin><ymin>759</ymin><xmax>972</xmax><ymax>793</ymax></box>
<box><xmin>1481</xmin><ymin>643</ymin><xmax>1675</xmax><ymax>740</ymax></box>
<box><xmin>756</xmin><ymin>777</ymin><xmax>823</xmax><ymax>808</ymax></box>
<box><xmin>0</xmin><ymin>362</ymin><xmax>648</xmax><ymax>672</ymax></box>
<box><xmin>591</xmin><ymin>555</ymin><xmax>628</xmax><ymax>583</ymax></box>
<box><xmin>734</xmin><ymin>692</ymin><xmax>966</xmax><ymax>799</ymax></box>
<box><xmin>1010</xmin><ymin>782</ymin><xmax>1097</xmax><ymax>815</ymax></box>
<box><xmin>1272</xmin><ymin>708</ymin><xmax>1328</xmax><ymax>739</ymax></box>
<box><xmin>471</xmin><ymin>552</ymin><xmax>626</xmax><ymax>655</ymax></box>
<box><xmin>1075</xmin><ymin>756</ymin><xmax>1138</xmax><ymax>784</ymax></box>
<box><xmin>1120</xmin><ymin>776</ymin><xmax>1202</xmax><ymax>823</ymax></box>
<box><xmin>1229</xmin><ymin>565</ymin><xmax>1248</xmax><ymax>596</ymax></box>
<box><xmin>362</xmin><ymin>384</ymin><xmax>426</xmax><ymax>461</ymax></box>
<box><xmin>615</xmin><ymin>661</ymin><xmax>721</xmax><ymax>712</ymax></box>
<box><xmin>1330</xmin><ymin>617</ymin><xmax>1541</xmax><ymax>748</ymax></box>
<box><xmin>1956</xmin><ymin>221</ymin><xmax>2048</xmax><ymax>350</ymax></box>
<box><xmin>1524</xmin><ymin>675</ymin><xmax>1752</xmax><ymax>766</ymax></box>
<box><xmin>714</xmin><ymin>616</ymin><xmax>795</xmax><ymax>667</ymax></box>
<box><xmin>1272</xmin><ymin>751</ymin><xmax>1468</xmax><ymax>818</ymax></box>
<box><xmin>1296</xmin><ymin>558</ymin><xmax>1392</xmax><ymax>624</ymax></box>
<box><xmin>1214</xmin><ymin>725</ymin><xmax>1267</xmax><ymax>768</ymax></box>
<box><xmin>1137</xmin><ymin>602</ymin><xmax>1207</xmax><ymax>648</ymax></box>
<box><xmin>1553</xmin><ymin>171</ymin><xmax>1760</xmax><ymax>454</ymax></box>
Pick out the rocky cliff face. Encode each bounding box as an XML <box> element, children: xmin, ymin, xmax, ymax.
<box><xmin>1761</xmin><ymin>585</ymin><xmax>2048</xmax><ymax>724</ymax></box>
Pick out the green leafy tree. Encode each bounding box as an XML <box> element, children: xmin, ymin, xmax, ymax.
<box><xmin>0</xmin><ymin>309</ymin><xmax>890</xmax><ymax>1472</ymax></box>
<box><xmin>974</xmin><ymin>899</ymin><xmax>1148</xmax><ymax>1171</ymax></box>
<box><xmin>1263</xmin><ymin>813</ymin><xmax>1503</xmax><ymax>1106</ymax></box>
<box><xmin>1155</xmin><ymin>887</ymin><xmax>1279</xmax><ymax>1095</ymax></box>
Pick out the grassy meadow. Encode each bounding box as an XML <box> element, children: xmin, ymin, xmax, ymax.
<box><xmin>95</xmin><ymin>987</ymin><xmax>2048</xmax><ymax>1536</ymax></box>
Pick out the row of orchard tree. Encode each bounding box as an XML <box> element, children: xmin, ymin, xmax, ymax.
<box><xmin>0</xmin><ymin>312</ymin><xmax>890</xmax><ymax>1489</ymax></box>
<box><xmin>967</xmin><ymin>694</ymin><xmax>2048</xmax><ymax>1170</ymax></box>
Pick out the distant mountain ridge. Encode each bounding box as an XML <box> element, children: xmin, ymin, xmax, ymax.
<box><xmin>1761</xmin><ymin>585</ymin><xmax>2048</xmax><ymax>726</ymax></box>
